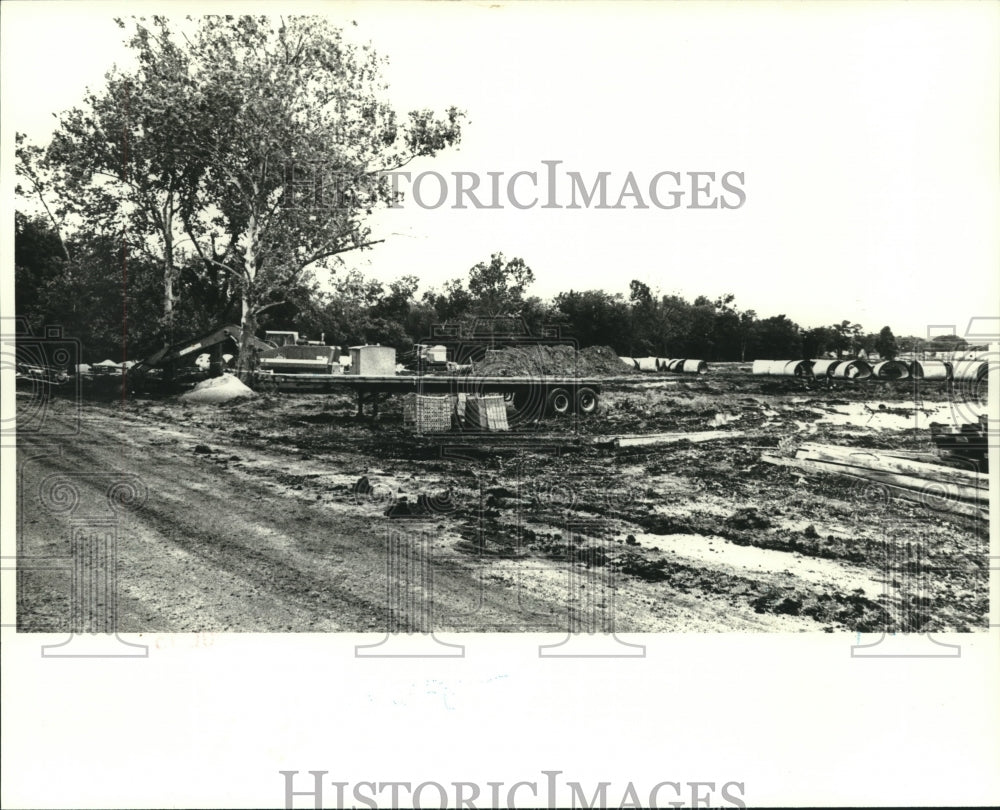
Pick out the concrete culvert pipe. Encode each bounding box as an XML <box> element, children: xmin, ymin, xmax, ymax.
<box><xmin>668</xmin><ymin>359</ymin><xmax>686</xmax><ymax>372</ymax></box>
<box><xmin>873</xmin><ymin>360</ymin><xmax>910</xmax><ymax>380</ymax></box>
<box><xmin>619</xmin><ymin>356</ymin><xmax>636</xmax><ymax>369</ymax></box>
<box><xmin>635</xmin><ymin>357</ymin><xmax>658</xmax><ymax>372</ymax></box>
<box><xmin>810</xmin><ymin>359</ymin><xmax>841</xmax><ymax>377</ymax></box>
<box><xmin>952</xmin><ymin>359</ymin><xmax>988</xmax><ymax>382</ymax></box>
<box><xmin>753</xmin><ymin>359</ymin><xmax>796</xmax><ymax>375</ymax></box>
<box><xmin>782</xmin><ymin>360</ymin><xmax>810</xmax><ymax>377</ymax></box>
<box><xmin>682</xmin><ymin>359</ymin><xmax>708</xmax><ymax>374</ymax></box>
<box><xmin>835</xmin><ymin>359</ymin><xmax>872</xmax><ymax>380</ymax></box>
<box><xmin>910</xmin><ymin>359</ymin><xmax>951</xmax><ymax>380</ymax></box>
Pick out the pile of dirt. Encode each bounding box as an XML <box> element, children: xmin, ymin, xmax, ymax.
<box><xmin>179</xmin><ymin>373</ymin><xmax>256</xmax><ymax>404</ymax></box>
<box><xmin>471</xmin><ymin>345</ymin><xmax>637</xmax><ymax>377</ymax></box>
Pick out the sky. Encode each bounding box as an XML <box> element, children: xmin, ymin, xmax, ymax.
<box><xmin>3</xmin><ymin>0</ymin><xmax>999</xmax><ymax>338</ymax></box>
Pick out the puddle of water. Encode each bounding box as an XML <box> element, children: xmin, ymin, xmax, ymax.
<box><xmin>636</xmin><ymin>532</ymin><xmax>884</xmax><ymax>594</ymax></box>
<box><xmin>815</xmin><ymin>401</ymin><xmax>954</xmax><ymax>431</ymax></box>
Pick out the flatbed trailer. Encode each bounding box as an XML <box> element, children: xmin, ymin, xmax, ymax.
<box><xmin>251</xmin><ymin>372</ymin><xmax>636</xmax><ymax>417</ymax></box>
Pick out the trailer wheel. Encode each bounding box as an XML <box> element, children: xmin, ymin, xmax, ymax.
<box><xmin>546</xmin><ymin>387</ymin><xmax>572</xmax><ymax>416</ymax></box>
<box><xmin>576</xmin><ymin>387</ymin><xmax>599</xmax><ymax>415</ymax></box>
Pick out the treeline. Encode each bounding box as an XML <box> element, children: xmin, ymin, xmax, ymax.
<box><xmin>18</xmin><ymin>213</ymin><xmax>955</xmax><ymax>364</ymax></box>
<box><xmin>12</xmin><ymin>15</ymin><xmax>963</xmax><ymax>368</ymax></box>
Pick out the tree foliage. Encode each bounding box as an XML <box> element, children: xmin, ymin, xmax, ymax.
<box><xmin>32</xmin><ymin>14</ymin><xmax>464</xmax><ymax>366</ymax></box>
<box><xmin>16</xmin><ymin>217</ymin><xmax>906</xmax><ymax>365</ymax></box>
<box><xmin>16</xmin><ymin>16</ymin><xmax>907</xmax><ymax>368</ymax></box>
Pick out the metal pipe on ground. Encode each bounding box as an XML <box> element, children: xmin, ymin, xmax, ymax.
<box><xmin>668</xmin><ymin>359</ymin><xmax>686</xmax><ymax>372</ymax></box>
<box><xmin>872</xmin><ymin>360</ymin><xmax>910</xmax><ymax>380</ymax></box>
<box><xmin>656</xmin><ymin>357</ymin><xmax>671</xmax><ymax>371</ymax></box>
<box><xmin>681</xmin><ymin>359</ymin><xmax>708</xmax><ymax>374</ymax></box>
<box><xmin>910</xmin><ymin>359</ymin><xmax>951</xmax><ymax>380</ymax></box>
<box><xmin>635</xmin><ymin>357</ymin><xmax>659</xmax><ymax>372</ymax></box>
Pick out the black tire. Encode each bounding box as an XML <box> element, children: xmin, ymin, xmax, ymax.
<box><xmin>546</xmin><ymin>387</ymin><xmax>572</xmax><ymax>416</ymax></box>
<box><xmin>576</xmin><ymin>386</ymin><xmax>598</xmax><ymax>415</ymax></box>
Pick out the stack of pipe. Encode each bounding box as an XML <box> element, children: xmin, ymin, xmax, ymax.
<box><xmin>762</xmin><ymin>442</ymin><xmax>988</xmax><ymax>522</ymax></box>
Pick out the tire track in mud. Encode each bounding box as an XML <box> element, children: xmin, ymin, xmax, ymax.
<box><xmin>18</xmin><ymin>383</ymin><xmax>987</xmax><ymax>632</ymax></box>
<box><xmin>16</xmin><ymin>406</ymin><xmax>587</xmax><ymax>631</ymax></box>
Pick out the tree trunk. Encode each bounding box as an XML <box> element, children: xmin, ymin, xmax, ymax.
<box><xmin>163</xmin><ymin>260</ymin><xmax>174</xmax><ymax>339</ymax></box>
<box><xmin>238</xmin><ymin>288</ymin><xmax>258</xmax><ymax>378</ymax></box>
<box><xmin>161</xmin><ymin>198</ymin><xmax>176</xmax><ymax>342</ymax></box>
<box><xmin>238</xmin><ymin>211</ymin><xmax>259</xmax><ymax>378</ymax></box>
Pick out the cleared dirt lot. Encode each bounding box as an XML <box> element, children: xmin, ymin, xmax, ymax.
<box><xmin>16</xmin><ymin>367</ymin><xmax>990</xmax><ymax>632</ymax></box>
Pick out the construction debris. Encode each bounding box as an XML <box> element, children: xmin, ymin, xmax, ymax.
<box><xmin>930</xmin><ymin>415</ymin><xmax>989</xmax><ymax>469</ymax></box>
<box><xmin>596</xmin><ymin>429</ymin><xmax>745</xmax><ymax>448</ymax></box>
<box><xmin>762</xmin><ymin>442</ymin><xmax>989</xmax><ymax>522</ymax></box>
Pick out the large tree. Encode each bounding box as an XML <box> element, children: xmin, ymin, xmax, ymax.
<box><xmin>40</xmin><ymin>14</ymin><xmax>463</xmax><ymax>367</ymax></box>
<box><xmin>41</xmin><ymin>18</ymin><xmax>210</xmax><ymax>342</ymax></box>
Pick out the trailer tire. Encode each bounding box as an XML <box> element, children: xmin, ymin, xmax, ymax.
<box><xmin>546</xmin><ymin>387</ymin><xmax>572</xmax><ymax>416</ymax></box>
<box><xmin>576</xmin><ymin>387</ymin><xmax>599</xmax><ymax>415</ymax></box>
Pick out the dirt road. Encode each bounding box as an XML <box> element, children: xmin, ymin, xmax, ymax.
<box><xmin>15</xmin><ymin>372</ymin><xmax>989</xmax><ymax>633</ymax></box>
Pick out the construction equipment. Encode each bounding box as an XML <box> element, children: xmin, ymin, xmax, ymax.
<box><xmin>401</xmin><ymin>343</ymin><xmax>450</xmax><ymax>372</ymax></box>
<box><xmin>264</xmin><ymin>330</ymin><xmax>326</xmax><ymax>347</ymax></box>
<box><xmin>258</xmin><ymin>344</ymin><xmax>342</xmax><ymax>375</ymax></box>
<box><xmin>127</xmin><ymin>325</ymin><xmax>275</xmax><ymax>393</ymax></box>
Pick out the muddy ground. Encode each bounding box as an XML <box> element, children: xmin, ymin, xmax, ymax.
<box><xmin>16</xmin><ymin>365</ymin><xmax>990</xmax><ymax>632</ymax></box>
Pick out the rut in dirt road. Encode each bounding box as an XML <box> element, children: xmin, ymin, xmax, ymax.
<box><xmin>16</xmin><ymin>406</ymin><xmax>574</xmax><ymax>632</ymax></box>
